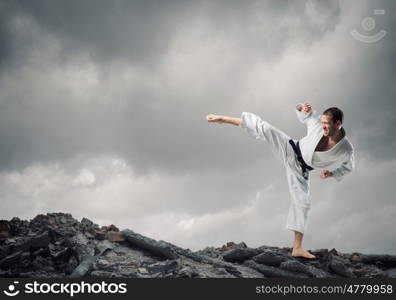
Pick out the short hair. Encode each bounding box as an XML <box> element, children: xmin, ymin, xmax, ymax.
<box><xmin>323</xmin><ymin>107</ymin><xmax>343</xmax><ymax>124</ymax></box>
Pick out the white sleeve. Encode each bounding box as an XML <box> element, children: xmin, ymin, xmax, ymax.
<box><xmin>239</xmin><ymin>111</ymin><xmax>268</xmax><ymax>141</ymax></box>
<box><xmin>295</xmin><ymin>106</ymin><xmax>313</xmax><ymax>124</ymax></box>
<box><xmin>331</xmin><ymin>151</ymin><xmax>355</xmax><ymax>182</ymax></box>
<box><xmin>295</xmin><ymin>104</ymin><xmax>321</xmax><ymax>130</ymax></box>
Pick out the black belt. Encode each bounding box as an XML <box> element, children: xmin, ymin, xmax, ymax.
<box><xmin>288</xmin><ymin>139</ymin><xmax>314</xmax><ymax>180</ymax></box>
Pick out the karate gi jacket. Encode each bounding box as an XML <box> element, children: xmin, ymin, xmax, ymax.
<box><xmin>295</xmin><ymin>105</ymin><xmax>355</xmax><ymax>182</ymax></box>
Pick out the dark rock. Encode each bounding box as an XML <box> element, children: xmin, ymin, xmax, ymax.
<box><xmin>350</xmin><ymin>253</ymin><xmax>362</xmax><ymax>263</ymax></box>
<box><xmin>32</xmin><ymin>247</ymin><xmax>50</xmax><ymax>258</ymax></box>
<box><xmin>0</xmin><ymin>221</ymin><xmax>13</xmax><ymax>239</ymax></box>
<box><xmin>243</xmin><ymin>259</ymin><xmax>309</xmax><ymax>278</ymax></box>
<box><xmin>13</xmin><ymin>231</ymin><xmax>50</xmax><ymax>252</ymax></box>
<box><xmin>384</xmin><ymin>268</ymin><xmax>396</xmax><ymax>278</ymax></box>
<box><xmin>49</xmin><ymin>227</ymin><xmax>77</xmax><ymax>239</ymax></box>
<box><xmin>65</xmin><ymin>256</ymin><xmax>79</xmax><ymax>275</ymax></box>
<box><xmin>102</xmin><ymin>224</ymin><xmax>119</xmax><ymax>232</ymax></box>
<box><xmin>316</xmin><ymin>248</ymin><xmax>329</xmax><ymax>256</ymax></box>
<box><xmin>30</xmin><ymin>213</ymin><xmax>77</xmax><ymax>233</ymax></box>
<box><xmin>364</xmin><ymin>268</ymin><xmax>387</xmax><ymax>278</ymax></box>
<box><xmin>32</xmin><ymin>256</ymin><xmax>55</xmax><ymax>272</ymax></box>
<box><xmin>95</xmin><ymin>239</ymin><xmax>115</xmax><ymax>256</ymax></box>
<box><xmin>121</xmin><ymin>229</ymin><xmax>179</xmax><ymax>260</ymax></box>
<box><xmin>176</xmin><ymin>265</ymin><xmax>200</xmax><ymax>278</ymax></box>
<box><xmin>70</xmin><ymin>255</ymin><xmax>98</xmax><ymax>278</ymax></box>
<box><xmin>80</xmin><ymin>217</ymin><xmax>100</xmax><ymax>237</ymax></box>
<box><xmin>0</xmin><ymin>245</ymin><xmax>11</xmax><ymax>260</ymax></box>
<box><xmin>222</xmin><ymin>248</ymin><xmax>262</xmax><ymax>263</ymax></box>
<box><xmin>1</xmin><ymin>212</ymin><xmax>394</xmax><ymax>279</ymax></box>
<box><xmin>106</xmin><ymin>231</ymin><xmax>125</xmax><ymax>242</ymax></box>
<box><xmin>94</xmin><ymin>230</ymin><xmax>106</xmax><ymax>240</ymax></box>
<box><xmin>194</xmin><ymin>246</ymin><xmax>223</xmax><ymax>259</ymax></box>
<box><xmin>360</xmin><ymin>254</ymin><xmax>396</xmax><ymax>268</ymax></box>
<box><xmin>219</xmin><ymin>241</ymin><xmax>247</xmax><ymax>252</ymax></box>
<box><xmin>9</xmin><ymin>217</ymin><xmax>30</xmax><ymax>236</ymax></box>
<box><xmin>20</xmin><ymin>252</ymin><xmax>31</xmax><ymax>268</ymax></box>
<box><xmin>252</xmin><ymin>249</ymin><xmax>287</xmax><ymax>266</ymax></box>
<box><xmin>80</xmin><ymin>217</ymin><xmax>94</xmax><ymax>228</ymax></box>
<box><xmin>329</xmin><ymin>256</ymin><xmax>356</xmax><ymax>278</ymax></box>
<box><xmin>329</xmin><ymin>248</ymin><xmax>340</xmax><ymax>256</ymax></box>
<box><xmin>146</xmin><ymin>259</ymin><xmax>179</xmax><ymax>275</ymax></box>
<box><xmin>49</xmin><ymin>245</ymin><xmax>72</xmax><ymax>261</ymax></box>
<box><xmin>0</xmin><ymin>251</ymin><xmax>22</xmax><ymax>268</ymax></box>
<box><xmin>162</xmin><ymin>243</ymin><xmax>205</xmax><ymax>263</ymax></box>
<box><xmin>279</xmin><ymin>260</ymin><xmax>331</xmax><ymax>278</ymax></box>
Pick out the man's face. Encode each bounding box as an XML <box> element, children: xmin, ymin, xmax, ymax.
<box><xmin>321</xmin><ymin>114</ymin><xmax>341</xmax><ymax>137</ymax></box>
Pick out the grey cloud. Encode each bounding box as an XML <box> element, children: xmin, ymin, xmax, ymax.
<box><xmin>2</xmin><ymin>0</ymin><xmax>189</xmax><ymax>68</ymax></box>
<box><xmin>1</xmin><ymin>0</ymin><xmax>343</xmax><ymax>67</ymax></box>
<box><xmin>0</xmin><ymin>0</ymin><xmax>345</xmax><ymax>174</ymax></box>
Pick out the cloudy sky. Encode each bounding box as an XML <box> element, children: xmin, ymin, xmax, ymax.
<box><xmin>1</xmin><ymin>0</ymin><xmax>395</xmax><ymax>255</ymax></box>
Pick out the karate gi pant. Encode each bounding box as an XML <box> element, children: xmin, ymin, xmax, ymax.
<box><xmin>245</xmin><ymin>119</ymin><xmax>311</xmax><ymax>234</ymax></box>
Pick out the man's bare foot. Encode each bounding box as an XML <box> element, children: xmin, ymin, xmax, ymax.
<box><xmin>292</xmin><ymin>247</ymin><xmax>316</xmax><ymax>259</ymax></box>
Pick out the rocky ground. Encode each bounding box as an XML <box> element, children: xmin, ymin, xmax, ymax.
<box><xmin>0</xmin><ymin>212</ymin><xmax>395</xmax><ymax>278</ymax></box>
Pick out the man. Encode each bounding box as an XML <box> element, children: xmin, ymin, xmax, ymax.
<box><xmin>206</xmin><ymin>103</ymin><xmax>355</xmax><ymax>259</ymax></box>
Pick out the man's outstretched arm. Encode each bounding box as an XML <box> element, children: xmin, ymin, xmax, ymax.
<box><xmin>206</xmin><ymin>114</ymin><xmax>241</xmax><ymax>126</ymax></box>
<box><xmin>206</xmin><ymin>103</ymin><xmax>314</xmax><ymax>126</ymax></box>
<box><xmin>207</xmin><ymin>112</ymin><xmax>271</xmax><ymax>142</ymax></box>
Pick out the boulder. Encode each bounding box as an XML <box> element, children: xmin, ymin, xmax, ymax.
<box><xmin>222</xmin><ymin>248</ymin><xmax>262</xmax><ymax>263</ymax></box>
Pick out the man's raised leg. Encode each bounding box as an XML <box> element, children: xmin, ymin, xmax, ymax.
<box><xmin>207</xmin><ymin>113</ymin><xmax>316</xmax><ymax>259</ymax></box>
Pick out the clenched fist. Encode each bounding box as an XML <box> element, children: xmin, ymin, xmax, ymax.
<box><xmin>206</xmin><ymin>114</ymin><xmax>225</xmax><ymax>123</ymax></box>
<box><xmin>320</xmin><ymin>170</ymin><xmax>333</xmax><ymax>179</ymax></box>
<box><xmin>296</xmin><ymin>103</ymin><xmax>312</xmax><ymax>114</ymax></box>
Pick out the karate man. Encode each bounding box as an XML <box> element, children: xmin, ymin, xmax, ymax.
<box><xmin>206</xmin><ymin>103</ymin><xmax>355</xmax><ymax>259</ymax></box>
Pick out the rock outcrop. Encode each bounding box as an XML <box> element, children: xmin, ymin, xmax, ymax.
<box><xmin>0</xmin><ymin>213</ymin><xmax>395</xmax><ymax>278</ymax></box>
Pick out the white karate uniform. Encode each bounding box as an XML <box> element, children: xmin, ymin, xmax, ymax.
<box><xmin>239</xmin><ymin>105</ymin><xmax>355</xmax><ymax>234</ymax></box>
